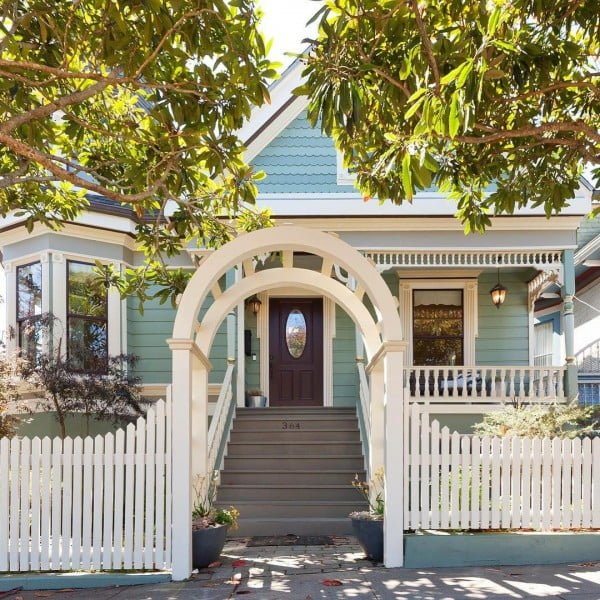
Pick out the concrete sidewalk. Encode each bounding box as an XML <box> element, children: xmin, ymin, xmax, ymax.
<box><xmin>9</xmin><ymin>537</ymin><xmax>600</xmax><ymax>599</ymax></box>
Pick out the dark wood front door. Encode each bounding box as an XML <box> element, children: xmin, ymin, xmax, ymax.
<box><xmin>269</xmin><ymin>298</ymin><xmax>323</xmax><ymax>406</ymax></box>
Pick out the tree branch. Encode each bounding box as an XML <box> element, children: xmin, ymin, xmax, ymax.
<box><xmin>410</xmin><ymin>0</ymin><xmax>441</xmax><ymax>94</ymax></box>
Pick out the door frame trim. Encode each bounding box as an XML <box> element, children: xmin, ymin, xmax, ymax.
<box><xmin>256</xmin><ymin>287</ymin><xmax>335</xmax><ymax>406</ymax></box>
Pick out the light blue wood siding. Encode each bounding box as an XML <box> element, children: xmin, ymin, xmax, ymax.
<box><xmin>476</xmin><ymin>270</ymin><xmax>531</xmax><ymax>365</ymax></box>
<box><xmin>333</xmin><ymin>306</ymin><xmax>358</xmax><ymax>407</ymax></box>
<box><xmin>251</xmin><ymin>113</ymin><xmax>355</xmax><ymax>193</ymax></box>
<box><xmin>127</xmin><ymin>290</ymin><xmax>228</xmax><ymax>385</ymax></box>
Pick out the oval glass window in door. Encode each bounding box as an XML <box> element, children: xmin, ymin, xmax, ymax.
<box><xmin>285</xmin><ymin>309</ymin><xmax>307</xmax><ymax>358</ymax></box>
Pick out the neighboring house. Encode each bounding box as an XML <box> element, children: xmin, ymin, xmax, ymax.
<box><xmin>0</xmin><ymin>60</ymin><xmax>597</xmax><ymax>574</ymax></box>
<box><xmin>534</xmin><ymin>210</ymin><xmax>600</xmax><ymax>405</ymax></box>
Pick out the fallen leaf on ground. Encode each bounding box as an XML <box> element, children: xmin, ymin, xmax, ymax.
<box><xmin>34</xmin><ymin>594</ymin><xmax>52</xmax><ymax>598</ymax></box>
<box><xmin>208</xmin><ymin>561</ymin><xmax>222</xmax><ymax>568</ymax></box>
<box><xmin>235</xmin><ymin>592</ymin><xmax>252</xmax><ymax>595</ymax></box>
<box><xmin>232</xmin><ymin>559</ymin><xmax>248</xmax><ymax>567</ymax></box>
<box><xmin>322</xmin><ymin>579</ymin><xmax>343</xmax><ymax>586</ymax></box>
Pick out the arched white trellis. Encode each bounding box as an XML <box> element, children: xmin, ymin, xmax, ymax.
<box><xmin>168</xmin><ymin>226</ymin><xmax>406</xmax><ymax>580</ymax></box>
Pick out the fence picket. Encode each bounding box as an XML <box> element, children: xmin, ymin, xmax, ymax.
<box><xmin>18</xmin><ymin>437</ymin><xmax>31</xmax><ymax>571</ymax></box>
<box><xmin>500</xmin><ymin>437</ymin><xmax>511</xmax><ymax>529</ymax></box>
<box><xmin>521</xmin><ymin>438</ymin><xmax>531</xmax><ymax>529</ymax></box>
<box><xmin>561</xmin><ymin>439</ymin><xmax>572</xmax><ymax>529</ymax></box>
<box><xmin>480</xmin><ymin>436</ymin><xmax>490</xmax><ymax>529</ymax></box>
<box><xmin>490</xmin><ymin>437</ymin><xmax>501</xmax><ymax>529</ymax></box>
<box><xmin>61</xmin><ymin>437</ymin><xmax>73</xmax><ymax>570</ymax></box>
<box><xmin>440</xmin><ymin>427</ymin><xmax>450</xmax><ymax>529</ymax></box>
<box><xmin>571</xmin><ymin>438</ymin><xmax>582</xmax><ymax>529</ymax></box>
<box><xmin>9</xmin><ymin>437</ymin><xmax>20</xmax><ymax>571</ymax></box>
<box><xmin>113</xmin><ymin>429</ymin><xmax>125</xmax><ymax>570</ymax></box>
<box><xmin>30</xmin><ymin>437</ymin><xmax>41</xmax><ymax>571</ymax></box>
<box><xmin>102</xmin><ymin>433</ymin><xmax>115</xmax><ymax>570</ymax></box>
<box><xmin>410</xmin><ymin>404</ymin><xmax>420</xmax><ymax>529</ymax></box>
<box><xmin>91</xmin><ymin>435</ymin><xmax>104</xmax><ymax>570</ymax></box>
<box><xmin>582</xmin><ymin>437</ymin><xmax>592</xmax><ymax>528</ymax></box>
<box><xmin>592</xmin><ymin>438</ymin><xmax>600</xmax><ymax>528</ymax></box>
<box><xmin>470</xmin><ymin>436</ymin><xmax>480</xmax><ymax>529</ymax></box>
<box><xmin>450</xmin><ymin>432</ymin><xmax>460</xmax><ymax>529</ymax></box>
<box><xmin>40</xmin><ymin>437</ymin><xmax>51</xmax><ymax>571</ymax></box>
<box><xmin>530</xmin><ymin>438</ymin><xmax>541</xmax><ymax>530</ymax></box>
<box><xmin>0</xmin><ymin>437</ymin><xmax>9</xmax><ymax>571</ymax></box>
<box><xmin>541</xmin><ymin>438</ymin><xmax>552</xmax><ymax>530</ymax></box>
<box><xmin>81</xmin><ymin>437</ymin><xmax>94</xmax><ymax>570</ymax></box>
<box><xmin>460</xmin><ymin>436</ymin><xmax>470</xmax><ymax>529</ymax></box>
<box><xmin>420</xmin><ymin>411</ymin><xmax>430</xmax><ymax>529</ymax></box>
<box><xmin>71</xmin><ymin>437</ymin><xmax>83</xmax><ymax>569</ymax></box>
<box><xmin>144</xmin><ymin>407</ymin><xmax>156</xmax><ymax>569</ymax></box>
<box><xmin>155</xmin><ymin>400</ymin><xmax>166</xmax><ymax>569</ymax></box>
<box><xmin>551</xmin><ymin>438</ymin><xmax>562</xmax><ymax>529</ymax></box>
<box><xmin>510</xmin><ymin>437</ymin><xmax>521</xmax><ymax>529</ymax></box>
<box><xmin>123</xmin><ymin>423</ymin><xmax>136</xmax><ymax>569</ymax></box>
<box><xmin>134</xmin><ymin>416</ymin><xmax>146</xmax><ymax>569</ymax></box>
<box><xmin>430</xmin><ymin>420</ymin><xmax>440</xmax><ymax>529</ymax></box>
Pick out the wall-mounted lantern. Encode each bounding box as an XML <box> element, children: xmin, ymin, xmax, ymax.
<box><xmin>489</xmin><ymin>269</ymin><xmax>508</xmax><ymax>309</ymax></box>
<box><xmin>245</xmin><ymin>294</ymin><xmax>262</xmax><ymax>315</ymax></box>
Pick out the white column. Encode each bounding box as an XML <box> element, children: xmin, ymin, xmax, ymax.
<box><xmin>107</xmin><ymin>261</ymin><xmax>122</xmax><ymax>357</ymax></box>
<box><xmin>40</xmin><ymin>252</ymin><xmax>51</xmax><ymax>354</ymax></box>
<box><xmin>191</xmin><ymin>356</ymin><xmax>208</xmax><ymax>479</ymax></box>
<box><xmin>4</xmin><ymin>262</ymin><xmax>16</xmax><ymax>355</ymax></box>
<box><xmin>168</xmin><ymin>341</ymin><xmax>194</xmax><ymax>581</ymax></box>
<box><xmin>51</xmin><ymin>252</ymin><xmax>67</xmax><ymax>355</ymax></box>
<box><xmin>383</xmin><ymin>344</ymin><xmax>406</xmax><ymax>568</ymax></box>
<box><xmin>235</xmin><ymin>265</ymin><xmax>246</xmax><ymax>407</ymax></box>
<box><xmin>368</xmin><ymin>364</ymin><xmax>384</xmax><ymax>482</ymax></box>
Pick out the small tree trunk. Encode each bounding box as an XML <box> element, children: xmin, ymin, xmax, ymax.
<box><xmin>51</xmin><ymin>393</ymin><xmax>67</xmax><ymax>439</ymax></box>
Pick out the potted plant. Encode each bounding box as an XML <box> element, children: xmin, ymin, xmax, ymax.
<box><xmin>245</xmin><ymin>388</ymin><xmax>267</xmax><ymax>408</ymax></box>
<box><xmin>349</xmin><ymin>468</ymin><xmax>384</xmax><ymax>562</ymax></box>
<box><xmin>192</xmin><ymin>473</ymin><xmax>239</xmax><ymax>569</ymax></box>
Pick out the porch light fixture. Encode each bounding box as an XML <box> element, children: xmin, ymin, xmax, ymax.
<box><xmin>246</xmin><ymin>294</ymin><xmax>262</xmax><ymax>315</ymax></box>
<box><xmin>489</xmin><ymin>269</ymin><xmax>508</xmax><ymax>309</ymax></box>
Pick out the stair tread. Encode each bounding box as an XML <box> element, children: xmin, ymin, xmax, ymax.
<box><xmin>219</xmin><ymin>484</ymin><xmax>357</xmax><ymax>489</ymax></box>
<box><xmin>226</xmin><ymin>454</ymin><xmax>364</xmax><ymax>458</ymax></box>
<box><xmin>221</xmin><ymin>469</ymin><xmax>364</xmax><ymax>473</ymax></box>
<box><xmin>228</xmin><ymin>441</ymin><xmax>361</xmax><ymax>445</ymax></box>
<box><xmin>217</xmin><ymin>500</ymin><xmax>365</xmax><ymax>505</ymax></box>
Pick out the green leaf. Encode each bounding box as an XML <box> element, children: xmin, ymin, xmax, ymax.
<box><xmin>401</xmin><ymin>153</ymin><xmax>413</xmax><ymax>200</ymax></box>
<box><xmin>448</xmin><ymin>94</ymin><xmax>460</xmax><ymax>138</ymax></box>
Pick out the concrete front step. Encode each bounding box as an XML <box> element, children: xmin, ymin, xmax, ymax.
<box><xmin>237</xmin><ymin>407</ymin><xmax>356</xmax><ymax>415</ymax></box>
<box><xmin>227</xmin><ymin>441</ymin><xmax>362</xmax><ymax>456</ymax></box>
<box><xmin>231</xmin><ymin>517</ymin><xmax>356</xmax><ymax>537</ymax></box>
<box><xmin>218</xmin><ymin>484</ymin><xmax>361</xmax><ymax>502</ymax></box>
<box><xmin>221</xmin><ymin>470</ymin><xmax>365</xmax><ymax>486</ymax></box>
<box><xmin>229</xmin><ymin>429</ymin><xmax>360</xmax><ymax>442</ymax></box>
<box><xmin>224</xmin><ymin>455</ymin><xmax>365</xmax><ymax>471</ymax></box>
<box><xmin>216</xmin><ymin>500</ymin><xmax>366</xmax><ymax>519</ymax></box>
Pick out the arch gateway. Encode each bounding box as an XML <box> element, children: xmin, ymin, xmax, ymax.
<box><xmin>168</xmin><ymin>226</ymin><xmax>406</xmax><ymax>580</ymax></box>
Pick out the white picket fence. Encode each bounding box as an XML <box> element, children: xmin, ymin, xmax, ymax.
<box><xmin>0</xmin><ymin>398</ymin><xmax>171</xmax><ymax>572</ymax></box>
<box><xmin>405</xmin><ymin>404</ymin><xmax>600</xmax><ymax>531</ymax></box>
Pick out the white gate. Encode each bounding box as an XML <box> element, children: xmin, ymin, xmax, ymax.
<box><xmin>0</xmin><ymin>396</ymin><xmax>172</xmax><ymax>572</ymax></box>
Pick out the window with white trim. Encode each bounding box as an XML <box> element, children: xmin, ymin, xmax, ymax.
<box><xmin>67</xmin><ymin>261</ymin><xmax>108</xmax><ymax>372</ymax></box>
<box><xmin>16</xmin><ymin>261</ymin><xmax>42</xmax><ymax>359</ymax></box>
<box><xmin>533</xmin><ymin>321</ymin><xmax>554</xmax><ymax>366</ymax></box>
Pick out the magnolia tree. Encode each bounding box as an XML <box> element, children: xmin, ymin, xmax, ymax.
<box><xmin>299</xmin><ymin>0</ymin><xmax>600</xmax><ymax>232</ymax></box>
<box><xmin>0</xmin><ymin>1</ymin><xmax>275</xmax><ymax>303</ymax></box>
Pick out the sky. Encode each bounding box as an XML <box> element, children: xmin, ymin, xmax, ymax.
<box><xmin>257</xmin><ymin>0</ymin><xmax>320</xmax><ymax>68</ymax></box>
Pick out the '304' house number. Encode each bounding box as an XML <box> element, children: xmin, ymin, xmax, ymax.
<box><xmin>282</xmin><ymin>422</ymin><xmax>301</xmax><ymax>429</ymax></box>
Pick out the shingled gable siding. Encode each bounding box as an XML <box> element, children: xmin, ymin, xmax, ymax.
<box><xmin>127</xmin><ymin>283</ymin><xmax>229</xmax><ymax>386</ymax></box>
<box><xmin>250</xmin><ymin>112</ymin><xmax>355</xmax><ymax>193</ymax></box>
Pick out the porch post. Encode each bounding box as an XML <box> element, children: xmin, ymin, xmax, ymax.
<box><xmin>383</xmin><ymin>342</ymin><xmax>406</xmax><ymax>568</ymax></box>
<box><xmin>562</xmin><ymin>249</ymin><xmax>578</xmax><ymax>400</ymax></box>
<box><xmin>368</xmin><ymin>364</ymin><xmax>384</xmax><ymax>482</ymax></box>
<box><xmin>168</xmin><ymin>339</ymin><xmax>194</xmax><ymax>581</ymax></box>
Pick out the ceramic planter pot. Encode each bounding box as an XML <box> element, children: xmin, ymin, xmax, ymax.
<box><xmin>350</xmin><ymin>517</ymin><xmax>383</xmax><ymax>562</ymax></box>
<box><xmin>192</xmin><ymin>524</ymin><xmax>229</xmax><ymax>569</ymax></box>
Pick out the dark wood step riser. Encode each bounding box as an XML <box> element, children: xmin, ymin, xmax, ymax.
<box><xmin>230</xmin><ymin>430</ymin><xmax>361</xmax><ymax>442</ymax></box>
<box><xmin>215</xmin><ymin>503</ymin><xmax>367</xmax><ymax>519</ymax></box>
<box><xmin>221</xmin><ymin>471</ymin><xmax>365</xmax><ymax>486</ymax></box>
<box><xmin>237</xmin><ymin>408</ymin><xmax>356</xmax><ymax>414</ymax></box>
<box><xmin>218</xmin><ymin>486</ymin><xmax>363</xmax><ymax>502</ymax></box>
<box><xmin>233</xmin><ymin>519</ymin><xmax>355</xmax><ymax>537</ymax></box>
<box><xmin>232</xmin><ymin>418</ymin><xmax>359</xmax><ymax>431</ymax></box>
<box><xmin>227</xmin><ymin>442</ymin><xmax>362</xmax><ymax>456</ymax></box>
<box><xmin>224</xmin><ymin>457</ymin><xmax>365</xmax><ymax>470</ymax></box>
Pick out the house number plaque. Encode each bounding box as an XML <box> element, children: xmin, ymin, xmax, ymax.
<box><xmin>282</xmin><ymin>422</ymin><xmax>301</xmax><ymax>430</ymax></box>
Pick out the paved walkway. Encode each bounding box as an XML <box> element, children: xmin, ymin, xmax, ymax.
<box><xmin>11</xmin><ymin>537</ymin><xmax>600</xmax><ymax>599</ymax></box>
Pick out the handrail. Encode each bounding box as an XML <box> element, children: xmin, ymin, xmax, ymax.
<box><xmin>576</xmin><ymin>339</ymin><xmax>600</xmax><ymax>374</ymax></box>
<box><xmin>356</xmin><ymin>358</ymin><xmax>370</xmax><ymax>472</ymax></box>
<box><xmin>404</xmin><ymin>365</ymin><xmax>566</xmax><ymax>401</ymax></box>
<box><xmin>207</xmin><ymin>360</ymin><xmax>235</xmax><ymax>475</ymax></box>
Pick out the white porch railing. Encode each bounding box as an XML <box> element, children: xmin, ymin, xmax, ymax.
<box><xmin>405</xmin><ymin>365</ymin><xmax>565</xmax><ymax>406</ymax></box>
<box><xmin>356</xmin><ymin>359</ymin><xmax>370</xmax><ymax>471</ymax></box>
<box><xmin>207</xmin><ymin>360</ymin><xmax>236</xmax><ymax>475</ymax></box>
<box><xmin>404</xmin><ymin>403</ymin><xmax>600</xmax><ymax>531</ymax></box>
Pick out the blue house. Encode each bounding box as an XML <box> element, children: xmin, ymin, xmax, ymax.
<box><xmin>1</xmin><ymin>60</ymin><xmax>597</xmax><ymax>578</ymax></box>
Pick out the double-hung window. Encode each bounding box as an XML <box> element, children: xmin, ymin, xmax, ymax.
<box><xmin>67</xmin><ymin>261</ymin><xmax>108</xmax><ymax>372</ymax></box>
<box><xmin>16</xmin><ymin>262</ymin><xmax>42</xmax><ymax>359</ymax></box>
